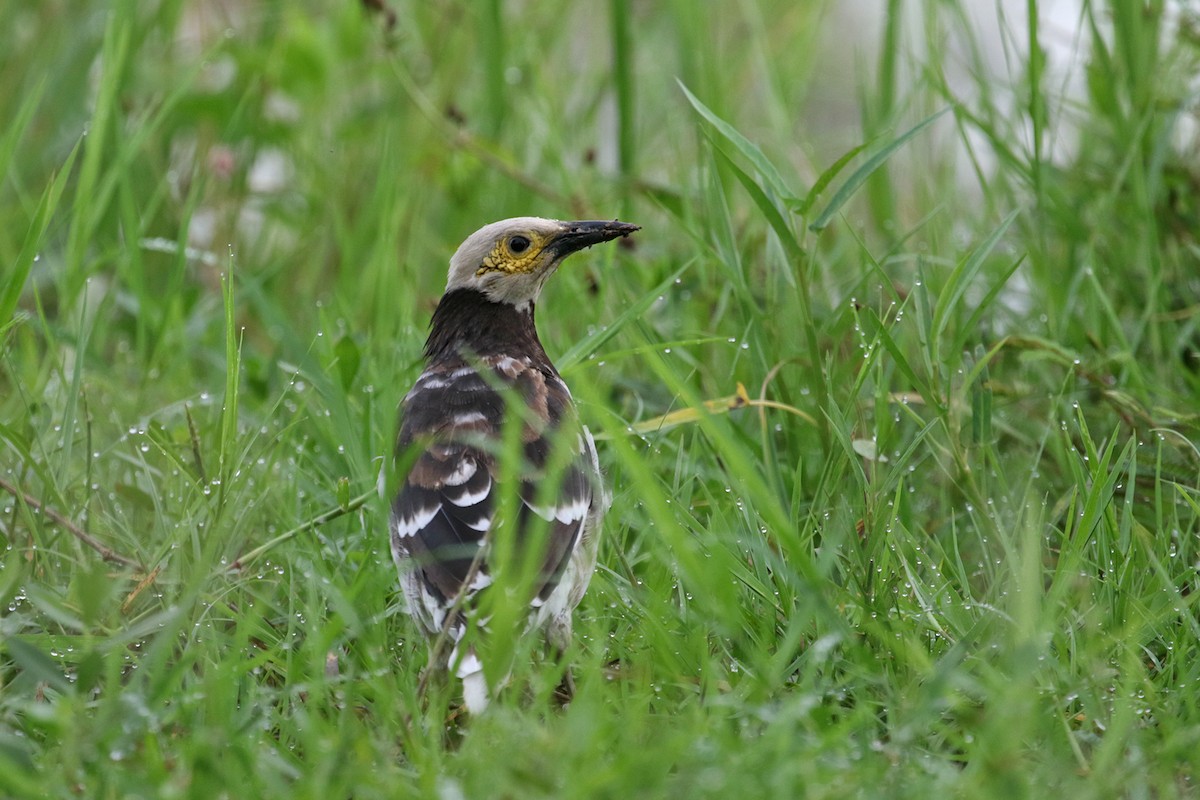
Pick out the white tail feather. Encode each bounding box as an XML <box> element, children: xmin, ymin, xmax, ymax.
<box><xmin>453</xmin><ymin>647</ymin><xmax>490</xmax><ymax>713</ymax></box>
<box><xmin>461</xmin><ymin>669</ymin><xmax>490</xmax><ymax>714</ymax></box>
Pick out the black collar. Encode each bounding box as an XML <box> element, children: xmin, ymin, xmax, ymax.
<box><xmin>423</xmin><ymin>288</ymin><xmax>550</xmax><ymax>367</ymax></box>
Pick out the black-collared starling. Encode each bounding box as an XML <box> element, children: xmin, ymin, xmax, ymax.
<box><xmin>390</xmin><ymin>216</ymin><xmax>639</xmax><ymax>712</ymax></box>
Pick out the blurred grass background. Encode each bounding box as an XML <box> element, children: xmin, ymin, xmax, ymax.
<box><xmin>2</xmin><ymin>0</ymin><xmax>1200</xmax><ymax>797</ymax></box>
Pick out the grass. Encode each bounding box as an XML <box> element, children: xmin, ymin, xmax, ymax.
<box><xmin>2</xmin><ymin>1</ymin><xmax>1199</xmax><ymax>797</ymax></box>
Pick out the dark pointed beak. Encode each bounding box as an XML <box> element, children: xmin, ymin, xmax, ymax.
<box><xmin>550</xmin><ymin>219</ymin><xmax>640</xmax><ymax>257</ymax></box>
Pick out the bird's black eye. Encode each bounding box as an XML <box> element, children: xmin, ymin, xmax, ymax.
<box><xmin>508</xmin><ymin>235</ymin><xmax>531</xmax><ymax>254</ymax></box>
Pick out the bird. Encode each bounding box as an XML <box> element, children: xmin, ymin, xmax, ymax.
<box><xmin>389</xmin><ymin>216</ymin><xmax>639</xmax><ymax>713</ymax></box>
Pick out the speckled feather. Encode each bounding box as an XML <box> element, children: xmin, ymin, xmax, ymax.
<box><xmin>390</xmin><ymin>290</ymin><xmax>602</xmax><ymax>663</ymax></box>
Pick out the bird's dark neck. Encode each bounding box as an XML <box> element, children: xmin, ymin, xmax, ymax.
<box><xmin>423</xmin><ymin>288</ymin><xmax>549</xmax><ymax>366</ymax></box>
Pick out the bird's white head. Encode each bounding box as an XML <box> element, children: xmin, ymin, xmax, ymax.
<box><xmin>446</xmin><ymin>216</ymin><xmax>639</xmax><ymax>309</ymax></box>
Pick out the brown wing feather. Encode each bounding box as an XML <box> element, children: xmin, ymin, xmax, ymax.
<box><xmin>390</xmin><ymin>356</ymin><xmax>594</xmax><ymax>633</ymax></box>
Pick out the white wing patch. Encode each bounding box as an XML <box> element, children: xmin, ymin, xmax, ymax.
<box><xmin>446</xmin><ymin>476</ymin><xmax>491</xmax><ymax>508</ymax></box>
<box><xmin>393</xmin><ymin>503</ymin><xmax>439</xmax><ymax>539</ymax></box>
<box><xmin>442</xmin><ymin>457</ymin><xmax>477</xmax><ymax>487</ymax></box>
<box><xmin>415</xmin><ymin>374</ymin><xmax>448</xmax><ymax>390</ymax></box>
<box><xmin>527</xmin><ymin>494</ymin><xmax>590</xmax><ymax>525</ymax></box>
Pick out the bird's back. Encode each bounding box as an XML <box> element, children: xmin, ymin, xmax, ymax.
<box><xmin>389</xmin><ymin>289</ymin><xmax>603</xmax><ymax>700</ymax></box>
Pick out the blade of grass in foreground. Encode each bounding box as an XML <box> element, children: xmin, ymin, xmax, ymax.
<box><xmin>218</xmin><ymin>271</ymin><xmax>242</xmax><ymax>501</ymax></box>
<box><xmin>557</xmin><ymin>264</ymin><xmax>689</xmax><ymax>370</ymax></box>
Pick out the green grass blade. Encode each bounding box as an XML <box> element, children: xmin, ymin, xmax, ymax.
<box><xmin>0</xmin><ymin>79</ymin><xmax>44</xmax><ymax>190</ymax></box>
<box><xmin>218</xmin><ymin>270</ymin><xmax>241</xmax><ymax>492</ymax></box>
<box><xmin>809</xmin><ymin>107</ymin><xmax>951</xmax><ymax>231</ymax></box>
<box><xmin>710</xmin><ymin>140</ymin><xmax>803</xmax><ymax>271</ymax></box>
<box><xmin>558</xmin><ymin>263</ymin><xmax>690</xmax><ymax>370</ymax></box>
<box><xmin>678</xmin><ymin>79</ymin><xmax>795</xmax><ymax>201</ymax></box>
<box><xmin>931</xmin><ymin>208</ymin><xmax>1019</xmax><ymax>363</ymax></box>
<box><xmin>0</xmin><ymin>141</ymin><xmax>81</xmax><ymax>332</ymax></box>
<box><xmin>792</xmin><ymin>139</ymin><xmax>869</xmax><ymax>218</ymax></box>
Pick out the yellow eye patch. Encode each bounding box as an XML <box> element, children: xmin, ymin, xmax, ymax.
<box><xmin>476</xmin><ymin>232</ymin><xmax>547</xmax><ymax>276</ymax></box>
